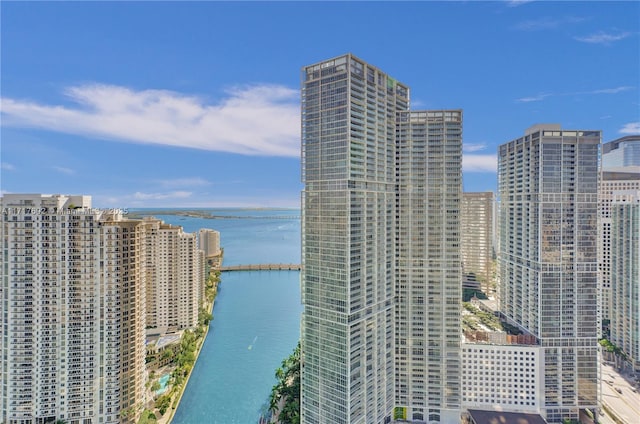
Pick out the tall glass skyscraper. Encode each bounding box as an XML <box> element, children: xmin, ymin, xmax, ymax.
<box><xmin>461</xmin><ymin>192</ymin><xmax>495</xmax><ymax>294</ymax></box>
<box><xmin>395</xmin><ymin>111</ymin><xmax>462</xmax><ymax>423</ymax></box>
<box><xmin>610</xmin><ymin>191</ymin><xmax>640</xmax><ymax>372</ymax></box>
<box><xmin>301</xmin><ymin>54</ymin><xmax>461</xmax><ymax>424</ymax></box>
<box><xmin>498</xmin><ymin>125</ymin><xmax>600</xmax><ymax>422</ymax></box>
<box><xmin>301</xmin><ymin>54</ymin><xmax>405</xmax><ymax>424</ymax></box>
<box><xmin>599</xmin><ymin>135</ymin><xmax>640</xmax><ymax>328</ymax></box>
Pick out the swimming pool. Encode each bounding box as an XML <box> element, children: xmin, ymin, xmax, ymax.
<box><xmin>155</xmin><ymin>373</ymin><xmax>171</xmax><ymax>396</ymax></box>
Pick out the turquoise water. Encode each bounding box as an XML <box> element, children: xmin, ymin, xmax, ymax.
<box><xmin>145</xmin><ymin>209</ymin><xmax>302</xmax><ymax>424</ymax></box>
<box><xmin>155</xmin><ymin>373</ymin><xmax>171</xmax><ymax>396</ymax></box>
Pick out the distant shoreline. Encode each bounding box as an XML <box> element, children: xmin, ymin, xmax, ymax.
<box><xmin>127</xmin><ymin>209</ymin><xmax>300</xmax><ymax>220</ymax></box>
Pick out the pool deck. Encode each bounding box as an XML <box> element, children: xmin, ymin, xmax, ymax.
<box><xmin>154</xmin><ymin>373</ymin><xmax>171</xmax><ymax>396</ymax></box>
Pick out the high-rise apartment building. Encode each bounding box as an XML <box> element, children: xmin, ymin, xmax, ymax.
<box><xmin>301</xmin><ymin>54</ymin><xmax>405</xmax><ymax>424</ymax></box>
<box><xmin>100</xmin><ymin>218</ymin><xmax>147</xmax><ymax>423</ymax></box>
<box><xmin>598</xmin><ymin>135</ymin><xmax>640</xmax><ymax>328</ymax></box>
<box><xmin>144</xmin><ymin>218</ymin><xmax>201</xmax><ymax>330</ymax></box>
<box><xmin>395</xmin><ymin>110</ymin><xmax>462</xmax><ymax>422</ymax></box>
<box><xmin>461</xmin><ymin>192</ymin><xmax>495</xmax><ymax>294</ymax></box>
<box><xmin>498</xmin><ymin>125</ymin><xmax>600</xmax><ymax>422</ymax></box>
<box><xmin>198</xmin><ymin>228</ymin><xmax>221</xmax><ymax>258</ymax></box>
<box><xmin>598</xmin><ymin>172</ymin><xmax>640</xmax><ymax>328</ymax></box>
<box><xmin>301</xmin><ymin>54</ymin><xmax>462</xmax><ymax>423</ymax></box>
<box><xmin>0</xmin><ymin>194</ymin><xmax>207</xmax><ymax>424</ymax></box>
<box><xmin>609</xmin><ymin>191</ymin><xmax>640</xmax><ymax>372</ymax></box>
<box><xmin>0</xmin><ymin>194</ymin><xmax>146</xmax><ymax>424</ymax></box>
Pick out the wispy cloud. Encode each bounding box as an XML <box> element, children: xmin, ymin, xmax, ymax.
<box><xmin>517</xmin><ymin>86</ymin><xmax>635</xmax><ymax>103</ymax></box>
<box><xmin>506</xmin><ymin>0</ymin><xmax>535</xmax><ymax>7</ymax></box>
<box><xmin>156</xmin><ymin>177</ymin><xmax>211</xmax><ymax>189</ymax></box>
<box><xmin>0</xmin><ymin>83</ymin><xmax>300</xmax><ymax>157</ymax></box>
<box><xmin>590</xmin><ymin>86</ymin><xmax>634</xmax><ymax>94</ymax></box>
<box><xmin>516</xmin><ymin>93</ymin><xmax>553</xmax><ymax>103</ymax></box>
<box><xmin>133</xmin><ymin>191</ymin><xmax>192</xmax><ymax>201</ymax></box>
<box><xmin>619</xmin><ymin>122</ymin><xmax>640</xmax><ymax>134</ymax></box>
<box><xmin>52</xmin><ymin>166</ymin><xmax>75</xmax><ymax>175</ymax></box>
<box><xmin>463</xmin><ymin>154</ymin><xmax>497</xmax><ymax>173</ymax></box>
<box><xmin>463</xmin><ymin>143</ymin><xmax>487</xmax><ymax>153</ymax></box>
<box><xmin>1</xmin><ymin>162</ymin><xmax>16</xmax><ymax>171</ymax></box>
<box><xmin>512</xmin><ymin>16</ymin><xmax>585</xmax><ymax>31</ymax></box>
<box><xmin>574</xmin><ymin>31</ymin><xmax>631</xmax><ymax>45</ymax></box>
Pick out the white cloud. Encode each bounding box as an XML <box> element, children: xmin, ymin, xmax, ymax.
<box><xmin>463</xmin><ymin>143</ymin><xmax>487</xmax><ymax>153</ymax></box>
<box><xmin>574</xmin><ymin>31</ymin><xmax>631</xmax><ymax>45</ymax></box>
<box><xmin>517</xmin><ymin>86</ymin><xmax>635</xmax><ymax>103</ymax></box>
<box><xmin>512</xmin><ymin>16</ymin><xmax>585</xmax><ymax>31</ymax></box>
<box><xmin>590</xmin><ymin>86</ymin><xmax>634</xmax><ymax>94</ymax></box>
<box><xmin>52</xmin><ymin>166</ymin><xmax>75</xmax><ymax>175</ymax></box>
<box><xmin>1</xmin><ymin>162</ymin><xmax>16</xmax><ymax>171</ymax></box>
<box><xmin>516</xmin><ymin>93</ymin><xmax>553</xmax><ymax>103</ymax></box>
<box><xmin>463</xmin><ymin>154</ymin><xmax>497</xmax><ymax>173</ymax></box>
<box><xmin>506</xmin><ymin>0</ymin><xmax>535</xmax><ymax>7</ymax></box>
<box><xmin>0</xmin><ymin>83</ymin><xmax>301</xmax><ymax>157</ymax></box>
<box><xmin>619</xmin><ymin>122</ymin><xmax>640</xmax><ymax>134</ymax></box>
<box><xmin>156</xmin><ymin>177</ymin><xmax>211</xmax><ymax>188</ymax></box>
<box><xmin>133</xmin><ymin>191</ymin><xmax>192</xmax><ymax>201</ymax></box>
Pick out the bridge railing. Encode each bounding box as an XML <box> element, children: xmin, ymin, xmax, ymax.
<box><xmin>220</xmin><ymin>263</ymin><xmax>302</xmax><ymax>272</ymax></box>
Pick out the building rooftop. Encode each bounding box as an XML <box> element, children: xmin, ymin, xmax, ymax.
<box><xmin>467</xmin><ymin>409</ymin><xmax>548</xmax><ymax>424</ymax></box>
<box><xmin>525</xmin><ymin>123</ymin><xmax>561</xmax><ymax>135</ymax></box>
<box><xmin>156</xmin><ymin>332</ymin><xmax>182</xmax><ymax>350</ymax></box>
<box><xmin>602</xmin><ymin>170</ymin><xmax>640</xmax><ymax>180</ymax></box>
<box><xmin>603</xmin><ymin>134</ymin><xmax>640</xmax><ymax>153</ymax></box>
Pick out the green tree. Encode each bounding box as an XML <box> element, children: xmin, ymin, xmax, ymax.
<box><xmin>137</xmin><ymin>410</ymin><xmax>158</xmax><ymax>424</ymax></box>
<box><xmin>269</xmin><ymin>343</ymin><xmax>301</xmax><ymax>424</ymax></box>
<box><xmin>160</xmin><ymin>349</ymin><xmax>173</xmax><ymax>362</ymax></box>
<box><xmin>155</xmin><ymin>394</ymin><xmax>172</xmax><ymax>415</ymax></box>
<box><xmin>198</xmin><ymin>307</ymin><xmax>213</xmax><ymax>326</ymax></box>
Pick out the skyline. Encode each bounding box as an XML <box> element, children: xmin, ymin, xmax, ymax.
<box><xmin>300</xmin><ymin>54</ymin><xmax>464</xmax><ymax>422</ymax></box>
<box><xmin>1</xmin><ymin>1</ymin><xmax>639</xmax><ymax>208</ymax></box>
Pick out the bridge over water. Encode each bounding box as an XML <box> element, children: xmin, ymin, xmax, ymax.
<box><xmin>220</xmin><ymin>263</ymin><xmax>301</xmax><ymax>272</ymax></box>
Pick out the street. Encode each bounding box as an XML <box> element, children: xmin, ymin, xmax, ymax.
<box><xmin>600</xmin><ymin>363</ymin><xmax>640</xmax><ymax>424</ymax></box>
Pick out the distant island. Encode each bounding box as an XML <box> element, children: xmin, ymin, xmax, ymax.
<box><xmin>126</xmin><ymin>209</ymin><xmax>300</xmax><ymax>220</ymax></box>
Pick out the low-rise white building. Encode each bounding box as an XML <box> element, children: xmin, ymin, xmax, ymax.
<box><xmin>462</xmin><ymin>340</ymin><xmax>544</xmax><ymax>414</ymax></box>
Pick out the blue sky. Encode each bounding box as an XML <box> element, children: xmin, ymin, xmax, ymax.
<box><xmin>1</xmin><ymin>1</ymin><xmax>638</xmax><ymax>208</ymax></box>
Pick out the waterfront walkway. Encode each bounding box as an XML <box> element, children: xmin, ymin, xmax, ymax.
<box><xmin>221</xmin><ymin>263</ymin><xmax>301</xmax><ymax>272</ymax></box>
